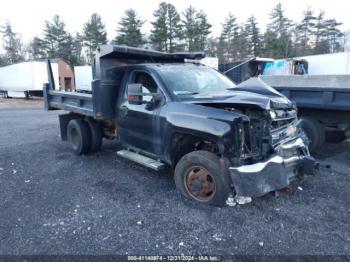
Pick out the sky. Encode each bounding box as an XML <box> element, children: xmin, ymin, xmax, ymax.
<box><xmin>0</xmin><ymin>0</ymin><xmax>349</xmax><ymax>44</ymax></box>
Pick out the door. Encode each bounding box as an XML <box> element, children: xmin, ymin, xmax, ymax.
<box><xmin>117</xmin><ymin>70</ymin><xmax>164</xmax><ymax>155</ymax></box>
<box><xmin>64</xmin><ymin>77</ymin><xmax>72</xmax><ymax>91</ymax></box>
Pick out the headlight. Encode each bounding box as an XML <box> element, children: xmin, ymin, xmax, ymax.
<box><xmin>286</xmin><ymin>125</ymin><xmax>297</xmax><ymax>137</ymax></box>
<box><xmin>270</xmin><ymin>111</ymin><xmax>277</xmax><ymax>119</ymax></box>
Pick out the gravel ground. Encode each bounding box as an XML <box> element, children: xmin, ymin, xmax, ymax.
<box><xmin>0</xmin><ymin>101</ymin><xmax>349</xmax><ymax>255</ymax></box>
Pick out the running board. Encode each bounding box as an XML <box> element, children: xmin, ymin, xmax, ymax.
<box><xmin>116</xmin><ymin>150</ymin><xmax>165</xmax><ymax>171</ymax></box>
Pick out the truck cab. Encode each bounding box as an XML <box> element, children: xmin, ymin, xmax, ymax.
<box><xmin>44</xmin><ymin>45</ymin><xmax>317</xmax><ymax>206</ymax></box>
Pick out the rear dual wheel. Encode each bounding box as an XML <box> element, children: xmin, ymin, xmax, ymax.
<box><xmin>301</xmin><ymin>117</ymin><xmax>325</xmax><ymax>153</ymax></box>
<box><xmin>67</xmin><ymin>118</ymin><xmax>103</xmax><ymax>155</ymax></box>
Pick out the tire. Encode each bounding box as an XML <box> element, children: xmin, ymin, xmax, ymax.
<box><xmin>85</xmin><ymin>118</ymin><xmax>103</xmax><ymax>153</ymax></box>
<box><xmin>325</xmin><ymin>128</ymin><xmax>346</xmax><ymax>143</ymax></box>
<box><xmin>174</xmin><ymin>150</ymin><xmax>231</xmax><ymax>206</ymax></box>
<box><xmin>301</xmin><ymin>117</ymin><xmax>325</xmax><ymax>153</ymax></box>
<box><xmin>67</xmin><ymin>119</ymin><xmax>91</xmax><ymax>155</ymax></box>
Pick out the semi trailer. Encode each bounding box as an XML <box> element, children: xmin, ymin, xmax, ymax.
<box><xmin>44</xmin><ymin>45</ymin><xmax>317</xmax><ymax>206</ymax></box>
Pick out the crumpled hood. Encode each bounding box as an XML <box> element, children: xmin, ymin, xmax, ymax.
<box><xmin>189</xmin><ymin>77</ymin><xmax>293</xmax><ymax>110</ymax></box>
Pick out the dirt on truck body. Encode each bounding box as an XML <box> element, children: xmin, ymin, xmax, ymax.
<box><xmin>44</xmin><ymin>45</ymin><xmax>318</xmax><ymax>206</ymax></box>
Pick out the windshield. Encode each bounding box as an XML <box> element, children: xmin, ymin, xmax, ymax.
<box><xmin>158</xmin><ymin>65</ymin><xmax>236</xmax><ymax>97</ymax></box>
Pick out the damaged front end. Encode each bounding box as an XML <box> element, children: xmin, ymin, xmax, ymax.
<box><xmin>228</xmin><ymin>103</ymin><xmax>318</xmax><ymax>198</ymax></box>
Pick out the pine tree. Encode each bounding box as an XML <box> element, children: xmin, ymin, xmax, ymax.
<box><xmin>0</xmin><ymin>55</ymin><xmax>6</xmax><ymax>66</ymax></box>
<box><xmin>28</xmin><ymin>36</ymin><xmax>47</xmax><ymax>60</ymax></box>
<box><xmin>312</xmin><ymin>12</ymin><xmax>344</xmax><ymax>54</ymax></box>
<box><xmin>218</xmin><ymin>13</ymin><xmax>239</xmax><ymax>62</ymax></box>
<box><xmin>150</xmin><ymin>3</ymin><xmax>168</xmax><ymax>51</ymax></box>
<box><xmin>166</xmin><ymin>3</ymin><xmax>183</xmax><ymax>51</ymax></box>
<box><xmin>236</xmin><ymin>25</ymin><xmax>250</xmax><ymax>59</ymax></box>
<box><xmin>324</xmin><ymin>18</ymin><xmax>344</xmax><ymax>53</ymax></box>
<box><xmin>82</xmin><ymin>13</ymin><xmax>107</xmax><ymax>64</ymax></box>
<box><xmin>42</xmin><ymin>15</ymin><xmax>69</xmax><ymax>58</ymax></box>
<box><xmin>313</xmin><ymin>11</ymin><xmax>329</xmax><ymax>54</ymax></box>
<box><xmin>182</xmin><ymin>6</ymin><xmax>198</xmax><ymax>51</ymax></box>
<box><xmin>245</xmin><ymin>15</ymin><xmax>262</xmax><ymax>56</ymax></box>
<box><xmin>194</xmin><ymin>11</ymin><xmax>212</xmax><ymax>51</ymax></box>
<box><xmin>151</xmin><ymin>2</ymin><xmax>184</xmax><ymax>52</ymax></box>
<box><xmin>264</xmin><ymin>3</ymin><xmax>293</xmax><ymax>58</ymax></box>
<box><xmin>69</xmin><ymin>33</ymin><xmax>85</xmax><ymax>65</ymax></box>
<box><xmin>114</xmin><ymin>9</ymin><xmax>145</xmax><ymax>48</ymax></box>
<box><xmin>295</xmin><ymin>8</ymin><xmax>316</xmax><ymax>55</ymax></box>
<box><xmin>1</xmin><ymin>21</ymin><xmax>24</xmax><ymax>65</ymax></box>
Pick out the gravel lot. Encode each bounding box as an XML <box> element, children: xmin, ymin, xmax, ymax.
<box><xmin>0</xmin><ymin>98</ymin><xmax>349</xmax><ymax>255</ymax></box>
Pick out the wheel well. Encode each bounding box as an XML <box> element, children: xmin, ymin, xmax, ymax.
<box><xmin>170</xmin><ymin>133</ymin><xmax>219</xmax><ymax>166</ymax></box>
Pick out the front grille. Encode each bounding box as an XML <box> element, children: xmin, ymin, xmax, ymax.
<box><xmin>270</xmin><ymin>109</ymin><xmax>297</xmax><ymax>132</ymax></box>
<box><xmin>270</xmin><ymin>109</ymin><xmax>298</xmax><ymax>146</ymax></box>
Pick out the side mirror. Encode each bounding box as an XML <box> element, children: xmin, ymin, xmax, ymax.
<box><xmin>127</xmin><ymin>83</ymin><xmax>164</xmax><ymax>108</ymax></box>
<box><xmin>127</xmin><ymin>83</ymin><xmax>143</xmax><ymax>105</ymax></box>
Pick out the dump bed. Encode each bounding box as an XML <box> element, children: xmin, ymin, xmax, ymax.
<box><xmin>44</xmin><ymin>45</ymin><xmax>205</xmax><ymax>119</ymax></box>
<box><xmin>260</xmin><ymin>75</ymin><xmax>350</xmax><ymax>111</ymax></box>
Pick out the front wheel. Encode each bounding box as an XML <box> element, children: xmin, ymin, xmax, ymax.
<box><xmin>174</xmin><ymin>151</ymin><xmax>231</xmax><ymax>206</ymax></box>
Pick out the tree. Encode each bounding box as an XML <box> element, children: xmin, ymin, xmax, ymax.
<box><xmin>245</xmin><ymin>15</ymin><xmax>262</xmax><ymax>56</ymax></box>
<box><xmin>1</xmin><ymin>21</ymin><xmax>25</xmax><ymax>65</ymax></box>
<box><xmin>182</xmin><ymin>6</ymin><xmax>198</xmax><ymax>51</ymax></box>
<box><xmin>150</xmin><ymin>2</ymin><xmax>183</xmax><ymax>52</ymax></box>
<box><xmin>263</xmin><ymin>3</ymin><xmax>293</xmax><ymax>58</ymax></box>
<box><xmin>0</xmin><ymin>54</ymin><xmax>7</xmax><ymax>66</ymax></box>
<box><xmin>82</xmin><ymin>13</ymin><xmax>107</xmax><ymax>64</ymax></box>
<box><xmin>324</xmin><ymin>18</ymin><xmax>344</xmax><ymax>53</ymax></box>
<box><xmin>195</xmin><ymin>11</ymin><xmax>212</xmax><ymax>51</ymax></box>
<box><xmin>181</xmin><ymin>6</ymin><xmax>212</xmax><ymax>52</ymax></box>
<box><xmin>235</xmin><ymin>25</ymin><xmax>250</xmax><ymax>59</ymax></box>
<box><xmin>150</xmin><ymin>3</ymin><xmax>168</xmax><ymax>51</ymax></box>
<box><xmin>295</xmin><ymin>8</ymin><xmax>316</xmax><ymax>55</ymax></box>
<box><xmin>28</xmin><ymin>36</ymin><xmax>47</xmax><ymax>60</ymax></box>
<box><xmin>313</xmin><ymin>11</ymin><xmax>329</xmax><ymax>54</ymax></box>
<box><xmin>218</xmin><ymin>13</ymin><xmax>239</xmax><ymax>62</ymax></box>
<box><xmin>312</xmin><ymin>11</ymin><xmax>344</xmax><ymax>54</ymax></box>
<box><xmin>114</xmin><ymin>9</ymin><xmax>145</xmax><ymax>48</ymax></box>
<box><xmin>33</xmin><ymin>15</ymin><xmax>83</xmax><ymax>65</ymax></box>
<box><xmin>69</xmin><ymin>33</ymin><xmax>85</xmax><ymax>65</ymax></box>
<box><xmin>41</xmin><ymin>15</ymin><xmax>69</xmax><ymax>58</ymax></box>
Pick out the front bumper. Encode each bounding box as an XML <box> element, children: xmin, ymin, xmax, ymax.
<box><xmin>229</xmin><ymin>138</ymin><xmax>317</xmax><ymax>198</ymax></box>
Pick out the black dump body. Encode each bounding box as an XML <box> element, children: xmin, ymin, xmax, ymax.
<box><xmin>44</xmin><ymin>45</ymin><xmax>205</xmax><ymax>119</ymax></box>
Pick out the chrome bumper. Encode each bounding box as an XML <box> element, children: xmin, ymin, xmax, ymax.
<box><xmin>229</xmin><ymin>138</ymin><xmax>317</xmax><ymax>197</ymax></box>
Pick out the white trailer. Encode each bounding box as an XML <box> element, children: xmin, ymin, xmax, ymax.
<box><xmin>0</xmin><ymin>61</ymin><xmax>59</xmax><ymax>98</ymax></box>
<box><xmin>298</xmin><ymin>52</ymin><xmax>350</xmax><ymax>75</ymax></box>
<box><xmin>74</xmin><ymin>66</ymin><xmax>93</xmax><ymax>92</ymax></box>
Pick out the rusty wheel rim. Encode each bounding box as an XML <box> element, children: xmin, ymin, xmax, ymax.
<box><xmin>184</xmin><ymin>166</ymin><xmax>216</xmax><ymax>202</ymax></box>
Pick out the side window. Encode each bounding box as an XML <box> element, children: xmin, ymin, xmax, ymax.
<box><xmin>129</xmin><ymin>71</ymin><xmax>160</xmax><ymax>102</ymax></box>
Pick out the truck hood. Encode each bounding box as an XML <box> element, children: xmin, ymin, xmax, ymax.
<box><xmin>187</xmin><ymin>77</ymin><xmax>293</xmax><ymax>110</ymax></box>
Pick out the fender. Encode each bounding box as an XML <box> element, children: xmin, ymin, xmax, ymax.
<box><xmin>160</xmin><ymin>102</ymin><xmax>249</xmax><ymax>163</ymax></box>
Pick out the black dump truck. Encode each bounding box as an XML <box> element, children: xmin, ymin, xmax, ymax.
<box><xmin>220</xmin><ymin>59</ymin><xmax>350</xmax><ymax>153</ymax></box>
<box><xmin>44</xmin><ymin>45</ymin><xmax>317</xmax><ymax>206</ymax></box>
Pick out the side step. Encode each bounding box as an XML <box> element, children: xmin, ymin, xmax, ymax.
<box><xmin>116</xmin><ymin>150</ymin><xmax>165</xmax><ymax>171</ymax></box>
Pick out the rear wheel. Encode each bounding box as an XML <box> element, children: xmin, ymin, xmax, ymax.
<box><xmin>174</xmin><ymin>150</ymin><xmax>231</xmax><ymax>206</ymax></box>
<box><xmin>301</xmin><ymin>117</ymin><xmax>325</xmax><ymax>153</ymax></box>
<box><xmin>85</xmin><ymin>118</ymin><xmax>103</xmax><ymax>153</ymax></box>
<box><xmin>67</xmin><ymin>119</ymin><xmax>91</xmax><ymax>155</ymax></box>
<box><xmin>325</xmin><ymin>127</ymin><xmax>346</xmax><ymax>143</ymax></box>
